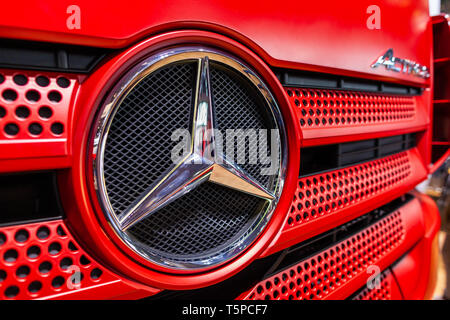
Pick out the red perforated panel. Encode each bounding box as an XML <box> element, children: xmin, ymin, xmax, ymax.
<box><xmin>239</xmin><ymin>211</ymin><xmax>405</xmax><ymax>300</ymax></box>
<box><xmin>286</xmin><ymin>88</ymin><xmax>416</xmax><ymax>128</ymax></box>
<box><xmin>288</xmin><ymin>87</ymin><xmax>431</xmax><ymax>148</ymax></box>
<box><xmin>0</xmin><ymin>220</ymin><xmax>156</xmax><ymax>300</ymax></box>
<box><xmin>265</xmin><ymin>148</ymin><xmax>427</xmax><ymax>256</ymax></box>
<box><xmin>0</xmin><ymin>70</ymin><xmax>75</xmax><ymax>140</ymax></box>
<box><xmin>0</xmin><ymin>70</ymin><xmax>77</xmax><ymax>168</ymax></box>
<box><xmin>287</xmin><ymin>152</ymin><xmax>411</xmax><ymax>229</ymax></box>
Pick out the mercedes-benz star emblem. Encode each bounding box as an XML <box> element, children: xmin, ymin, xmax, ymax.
<box><xmin>91</xmin><ymin>47</ymin><xmax>287</xmax><ymax>270</ymax></box>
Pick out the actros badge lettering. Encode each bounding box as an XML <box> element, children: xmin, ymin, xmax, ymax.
<box><xmin>371</xmin><ymin>48</ymin><xmax>430</xmax><ymax>79</ymax></box>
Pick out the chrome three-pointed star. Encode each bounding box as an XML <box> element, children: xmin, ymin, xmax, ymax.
<box><xmin>118</xmin><ymin>57</ymin><xmax>275</xmax><ymax>231</ymax></box>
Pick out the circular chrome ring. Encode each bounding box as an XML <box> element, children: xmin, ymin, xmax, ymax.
<box><xmin>91</xmin><ymin>47</ymin><xmax>288</xmax><ymax>271</ymax></box>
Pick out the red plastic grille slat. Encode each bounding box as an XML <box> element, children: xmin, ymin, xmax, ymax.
<box><xmin>285</xmin><ymin>88</ymin><xmax>416</xmax><ymax>128</ymax></box>
<box><xmin>240</xmin><ymin>211</ymin><xmax>404</xmax><ymax>300</ymax></box>
<box><xmin>0</xmin><ymin>70</ymin><xmax>75</xmax><ymax>140</ymax></box>
<box><xmin>0</xmin><ymin>220</ymin><xmax>120</xmax><ymax>300</ymax></box>
<box><xmin>285</xmin><ymin>151</ymin><xmax>411</xmax><ymax>230</ymax></box>
<box><xmin>353</xmin><ymin>270</ymin><xmax>392</xmax><ymax>300</ymax></box>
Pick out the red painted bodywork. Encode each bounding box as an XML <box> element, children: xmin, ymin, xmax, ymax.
<box><xmin>0</xmin><ymin>0</ymin><xmax>443</xmax><ymax>300</ymax></box>
<box><xmin>0</xmin><ymin>1</ymin><xmax>432</xmax><ymax>86</ymax></box>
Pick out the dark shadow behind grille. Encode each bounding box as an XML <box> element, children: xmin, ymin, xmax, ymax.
<box><xmin>300</xmin><ymin>133</ymin><xmax>416</xmax><ymax>177</ymax></box>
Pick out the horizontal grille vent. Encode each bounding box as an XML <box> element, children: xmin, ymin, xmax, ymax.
<box><xmin>0</xmin><ymin>172</ymin><xmax>63</xmax><ymax>227</ymax></box>
<box><xmin>0</xmin><ymin>39</ymin><xmax>111</xmax><ymax>73</ymax></box>
<box><xmin>300</xmin><ymin>133</ymin><xmax>416</xmax><ymax>177</ymax></box>
<box><xmin>274</xmin><ymin>68</ymin><xmax>422</xmax><ymax>96</ymax></box>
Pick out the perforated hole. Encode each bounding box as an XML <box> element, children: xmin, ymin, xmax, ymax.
<box><xmin>4</xmin><ymin>286</ymin><xmax>19</xmax><ymax>298</ymax></box>
<box><xmin>38</xmin><ymin>106</ymin><xmax>53</xmax><ymax>119</ymax></box>
<box><xmin>51</xmin><ymin>122</ymin><xmax>64</xmax><ymax>135</ymax></box>
<box><xmin>60</xmin><ymin>257</ymin><xmax>73</xmax><ymax>270</ymax></box>
<box><xmin>3</xmin><ymin>249</ymin><xmax>18</xmax><ymax>263</ymax></box>
<box><xmin>28</xmin><ymin>122</ymin><xmax>43</xmax><ymax>135</ymax></box>
<box><xmin>27</xmin><ymin>246</ymin><xmax>41</xmax><ymax>259</ymax></box>
<box><xmin>48</xmin><ymin>242</ymin><xmax>61</xmax><ymax>255</ymax></box>
<box><xmin>4</xmin><ymin>123</ymin><xmax>19</xmax><ymax>136</ymax></box>
<box><xmin>16</xmin><ymin>265</ymin><xmax>30</xmax><ymax>278</ymax></box>
<box><xmin>28</xmin><ymin>281</ymin><xmax>42</xmax><ymax>293</ymax></box>
<box><xmin>14</xmin><ymin>229</ymin><xmax>29</xmax><ymax>243</ymax></box>
<box><xmin>0</xmin><ymin>106</ymin><xmax>5</xmax><ymax>118</ymax></box>
<box><xmin>35</xmin><ymin>76</ymin><xmax>50</xmax><ymax>87</ymax></box>
<box><xmin>0</xmin><ymin>232</ymin><xmax>6</xmax><ymax>246</ymax></box>
<box><xmin>51</xmin><ymin>276</ymin><xmax>64</xmax><ymax>288</ymax></box>
<box><xmin>2</xmin><ymin>89</ymin><xmax>18</xmax><ymax>102</ymax></box>
<box><xmin>80</xmin><ymin>255</ymin><xmax>90</xmax><ymax>265</ymax></box>
<box><xmin>56</xmin><ymin>77</ymin><xmax>70</xmax><ymax>88</ymax></box>
<box><xmin>38</xmin><ymin>261</ymin><xmax>52</xmax><ymax>274</ymax></box>
<box><xmin>48</xmin><ymin>91</ymin><xmax>62</xmax><ymax>103</ymax></box>
<box><xmin>0</xmin><ymin>270</ymin><xmax>6</xmax><ymax>282</ymax></box>
<box><xmin>90</xmin><ymin>268</ymin><xmax>102</xmax><ymax>280</ymax></box>
<box><xmin>56</xmin><ymin>226</ymin><xmax>66</xmax><ymax>237</ymax></box>
<box><xmin>13</xmin><ymin>74</ymin><xmax>28</xmax><ymax>86</ymax></box>
<box><xmin>68</xmin><ymin>241</ymin><xmax>78</xmax><ymax>251</ymax></box>
<box><xmin>15</xmin><ymin>106</ymin><xmax>30</xmax><ymax>119</ymax></box>
<box><xmin>37</xmin><ymin>226</ymin><xmax>50</xmax><ymax>239</ymax></box>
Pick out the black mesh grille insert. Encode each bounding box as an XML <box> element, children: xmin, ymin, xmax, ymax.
<box><xmin>128</xmin><ymin>182</ymin><xmax>267</xmax><ymax>258</ymax></box>
<box><xmin>103</xmin><ymin>63</ymin><xmax>194</xmax><ymax>215</ymax></box>
<box><xmin>211</xmin><ymin>64</ymin><xmax>275</xmax><ymax>189</ymax></box>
